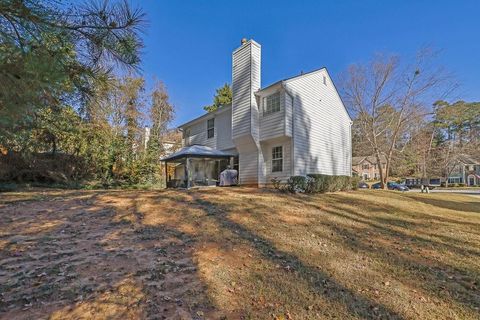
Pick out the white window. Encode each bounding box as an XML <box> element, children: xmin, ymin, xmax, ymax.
<box><xmin>272</xmin><ymin>146</ymin><xmax>283</xmax><ymax>172</ymax></box>
<box><xmin>207</xmin><ymin>118</ymin><xmax>214</xmax><ymax>139</ymax></box>
<box><xmin>263</xmin><ymin>92</ymin><xmax>281</xmax><ymax>115</ymax></box>
<box><xmin>362</xmin><ymin>164</ymin><xmax>369</xmax><ymax>170</ymax></box>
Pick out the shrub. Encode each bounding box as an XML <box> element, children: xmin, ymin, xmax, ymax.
<box><xmin>306</xmin><ymin>174</ymin><xmax>358</xmax><ymax>193</ymax></box>
<box><xmin>350</xmin><ymin>175</ymin><xmax>361</xmax><ymax>190</ymax></box>
<box><xmin>285</xmin><ymin>176</ymin><xmax>313</xmax><ymax>193</ymax></box>
<box><xmin>271</xmin><ymin>177</ymin><xmax>282</xmax><ymax>189</ymax></box>
<box><xmin>279</xmin><ymin>174</ymin><xmax>360</xmax><ymax>194</ymax></box>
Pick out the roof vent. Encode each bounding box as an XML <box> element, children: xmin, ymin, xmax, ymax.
<box><xmin>241</xmin><ymin>38</ymin><xmax>247</xmax><ymax>44</ymax></box>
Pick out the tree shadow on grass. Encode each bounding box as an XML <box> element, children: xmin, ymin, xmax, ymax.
<box><xmin>0</xmin><ymin>190</ymin><xmax>219</xmax><ymax>319</ymax></box>
<box><xmin>321</xmin><ymin>213</ymin><xmax>480</xmax><ymax>313</ymax></box>
<box><xmin>300</xmin><ymin>198</ymin><xmax>480</xmax><ymax>258</ymax></box>
<box><xmin>188</xmin><ymin>189</ymin><xmax>480</xmax><ymax>318</ymax></box>
<box><xmin>191</xmin><ymin>194</ymin><xmax>406</xmax><ymax>319</ymax></box>
<box><xmin>324</xmin><ymin>192</ymin><xmax>480</xmax><ymax>234</ymax></box>
<box><xmin>292</xmin><ymin>194</ymin><xmax>480</xmax><ymax>314</ymax></box>
<box><xmin>405</xmin><ymin>194</ymin><xmax>480</xmax><ymax>214</ymax></box>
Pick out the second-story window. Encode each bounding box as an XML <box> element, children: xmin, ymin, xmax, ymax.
<box><xmin>362</xmin><ymin>164</ymin><xmax>369</xmax><ymax>170</ymax></box>
<box><xmin>272</xmin><ymin>146</ymin><xmax>283</xmax><ymax>172</ymax></box>
<box><xmin>207</xmin><ymin>118</ymin><xmax>215</xmax><ymax>139</ymax></box>
<box><xmin>264</xmin><ymin>92</ymin><xmax>281</xmax><ymax>115</ymax></box>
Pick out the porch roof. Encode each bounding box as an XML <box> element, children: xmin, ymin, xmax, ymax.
<box><xmin>161</xmin><ymin>145</ymin><xmax>235</xmax><ymax>162</ymax></box>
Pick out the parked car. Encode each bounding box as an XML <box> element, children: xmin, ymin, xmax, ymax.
<box><xmin>404</xmin><ymin>177</ymin><xmax>440</xmax><ymax>189</ymax></box>
<box><xmin>358</xmin><ymin>181</ymin><xmax>370</xmax><ymax>189</ymax></box>
<box><xmin>372</xmin><ymin>182</ymin><xmax>409</xmax><ymax>191</ymax></box>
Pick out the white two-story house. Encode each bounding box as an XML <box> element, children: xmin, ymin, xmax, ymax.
<box><xmin>162</xmin><ymin>39</ymin><xmax>352</xmax><ymax>188</ymax></box>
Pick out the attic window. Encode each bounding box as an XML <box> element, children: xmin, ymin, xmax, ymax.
<box><xmin>323</xmin><ymin>75</ymin><xmax>327</xmax><ymax>85</ymax></box>
<box><xmin>207</xmin><ymin>118</ymin><xmax>215</xmax><ymax>139</ymax></box>
<box><xmin>263</xmin><ymin>92</ymin><xmax>281</xmax><ymax>115</ymax></box>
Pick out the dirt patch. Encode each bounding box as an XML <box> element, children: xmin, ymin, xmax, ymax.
<box><xmin>0</xmin><ymin>190</ymin><xmax>219</xmax><ymax>319</ymax></box>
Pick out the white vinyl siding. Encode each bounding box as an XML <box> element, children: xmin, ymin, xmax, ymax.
<box><xmin>232</xmin><ymin>40</ymin><xmax>262</xmax><ymax>185</ymax></box>
<box><xmin>236</xmin><ymin>137</ymin><xmax>260</xmax><ymax>185</ymax></box>
<box><xmin>285</xmin><ymin>91</ymin><xmax>293</xmax><ymax>137</ymax></box>
<box><xmin>182</xmin><ymin>107</ymin><xmax>234</xmax><ymax>151</ymax></box>
<box><xmin>216</xmin><ymin>108</ymin><xmax>235</xmax><ymax>150</ymax></box>
<box><xmin>184</xmin><ymin>120</ymin><xmax>215</xmax><ymax>148</ymax></box>
<box><xmin>259</xmin><ymin>88</ymin><xmax>286</xmax><ymax>141</ymax></box>
<box><xmin>232</xmin><ymin>41</ymin><xmax>261</xmax><ymax>140</ymax></box>
<box><xmin>262</xmin><ymin>138</ymin><xmax>292</xmax><ymax>183</ymax></box>
<box><xmin>285</xmin><ymin>69</ymin><xmax>351</xmax><ymax>176</ymax></box>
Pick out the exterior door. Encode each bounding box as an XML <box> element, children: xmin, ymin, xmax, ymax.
<box><xmin>468</xmin><ymin>176</ymin><xmax>475</xmax><ymax>186</ymax></box>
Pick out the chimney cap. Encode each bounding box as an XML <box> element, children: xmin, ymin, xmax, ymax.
<box><xmin>241</xmin><ymin>38</ymin><xmax>248</xmax><ymax>44</ymax></box>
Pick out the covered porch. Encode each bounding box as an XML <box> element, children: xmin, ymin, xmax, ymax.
<box><xmin>161</xmin><ymin>145</ymin><xmax>236</xmax><ymax>188</ymax></box>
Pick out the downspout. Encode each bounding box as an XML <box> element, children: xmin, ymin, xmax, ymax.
<box><xmin>283</xmin><ymin>82</ymin><xmax>295</xmax><ymax>177</ymax></box>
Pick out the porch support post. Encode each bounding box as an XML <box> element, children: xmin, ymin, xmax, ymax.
<box><xmin>164</xmin><ymin>161</ymin><xmax>168</xmax><ymax>188</ymax></box>
<box><xmin>185</xmin><ymin>157</ymin><xmax>190</xmax><ymax>188</ymax></box>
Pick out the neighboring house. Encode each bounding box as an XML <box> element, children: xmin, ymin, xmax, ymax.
<box><xmin>352</xmin><ymin>155</ymin><xmax>387</xmax><ymax>180</ymax></box>
<box><xmin>162</xmin><ymin>39</ymin><xmax>352</xmax><ymax>188</ymax></box>
<box><xmin>143</xmin><ymin>127</ymin><xmax>182</xmax><ymax>154</ymax></box>
<box><xmin>446</xmin><ymin>154</ymin><xmax>480</xmax><ymax>186</ymax></box>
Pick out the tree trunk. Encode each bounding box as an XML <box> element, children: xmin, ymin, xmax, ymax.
<box><xmin>374</xmin><ymin>149</ymin><xmax>385</xmax><ymax>189</ymax></box>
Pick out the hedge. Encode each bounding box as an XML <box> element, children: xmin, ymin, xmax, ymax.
<box><xmin>277</xmin><ymin>174</ymin><xmax>360</xmax><ymax>193</ymax></box>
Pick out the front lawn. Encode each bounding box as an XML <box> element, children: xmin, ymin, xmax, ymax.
<box><xmin>0</xmin><ymin>188</ymin><xmax>479</xmax><ymax>319</ymax></box>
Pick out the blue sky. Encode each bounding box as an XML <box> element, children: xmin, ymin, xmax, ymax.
<box><xmin>131</xmin><ymin>0</ymin><xmax>480</xmax><ymax>127</ymax></box>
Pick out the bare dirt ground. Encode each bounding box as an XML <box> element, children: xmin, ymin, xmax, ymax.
<box><xmin>0</xmin><ymin>188</ymin><xmax>479</xmax><ymax>319</ymax></box>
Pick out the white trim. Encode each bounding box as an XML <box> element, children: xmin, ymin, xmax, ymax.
<box><xmin>271</xmin><ymin>145</ymin><xmax>284</xmax><ymax>173</ymax></box>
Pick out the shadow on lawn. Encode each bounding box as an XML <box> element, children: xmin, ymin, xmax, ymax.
<box><xmin>302</xmin><ymin>196</ymin><xmax>480</xmax><ymax>258</ymax></box>
<box><xmin>186</xmin><ymin>189</ymin><xmax>480</xmax><ymax>318</ymax></box>
<box><xmin>0</xmin><ymin>191</ymin><xmax>217</xmax><ymax>319</ymax></box>
<box><xmin>295</xmin><ymin>193</ymin><xmax>480</xmax><ymax>313</ymax></box>
<box><xmin>191</xmin><ymin>193</ymin><xmax>406</xmax><ymax>319</ymax></box>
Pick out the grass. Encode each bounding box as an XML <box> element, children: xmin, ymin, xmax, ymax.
<box><xmin>0</xmin><ymin>188</ymin><xmax>479</xmax><ymax>319</ymax></box>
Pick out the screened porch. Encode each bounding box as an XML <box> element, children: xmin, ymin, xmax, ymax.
<box><xmin>161</xmin><ymin>145</ymin><xmax>236</xmax><ymax>188</ymax></box>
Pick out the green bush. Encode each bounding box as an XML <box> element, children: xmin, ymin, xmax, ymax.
<box><xmin>306</xmin><ymin>174</ymin><xmax>358</xmax><ymax>193</ymax></box>
<box><xmin>285</xmin><ymin>176</ymin><xmax>312</xmax><ymax>193</ymax></box>
<box><xmin>279</xmin><ymin>174</ymin><xmax>359</xmax><ymax>194</ymax></box>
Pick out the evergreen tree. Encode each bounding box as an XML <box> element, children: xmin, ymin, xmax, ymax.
<box><xmin>203</xmin><ymin>83</ymin><xmax>232</xmax><ymax>112</ymax></box>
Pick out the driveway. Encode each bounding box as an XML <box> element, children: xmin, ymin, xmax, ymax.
<box><xmin>409</xmin><ymin>188</ymin><xmax>480</xmax><ymax>196</ymax></box>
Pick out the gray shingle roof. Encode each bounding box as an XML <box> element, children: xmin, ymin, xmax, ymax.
<box><xmin>161</xmin><ymin>145</ymin><xmax>236</xmax><ymax>162</ymax></box>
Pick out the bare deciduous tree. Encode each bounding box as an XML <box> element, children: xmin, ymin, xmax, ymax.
<box><xmin>341</xmin><ymin>50</ymin><xmax>454</xmax><ymax>188</ymax></box>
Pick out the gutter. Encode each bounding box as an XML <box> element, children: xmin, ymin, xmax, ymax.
<box><xmin>283</xmin><ymin>82</ymin><xmax>295</xmax><ymax>176</ymax></box>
